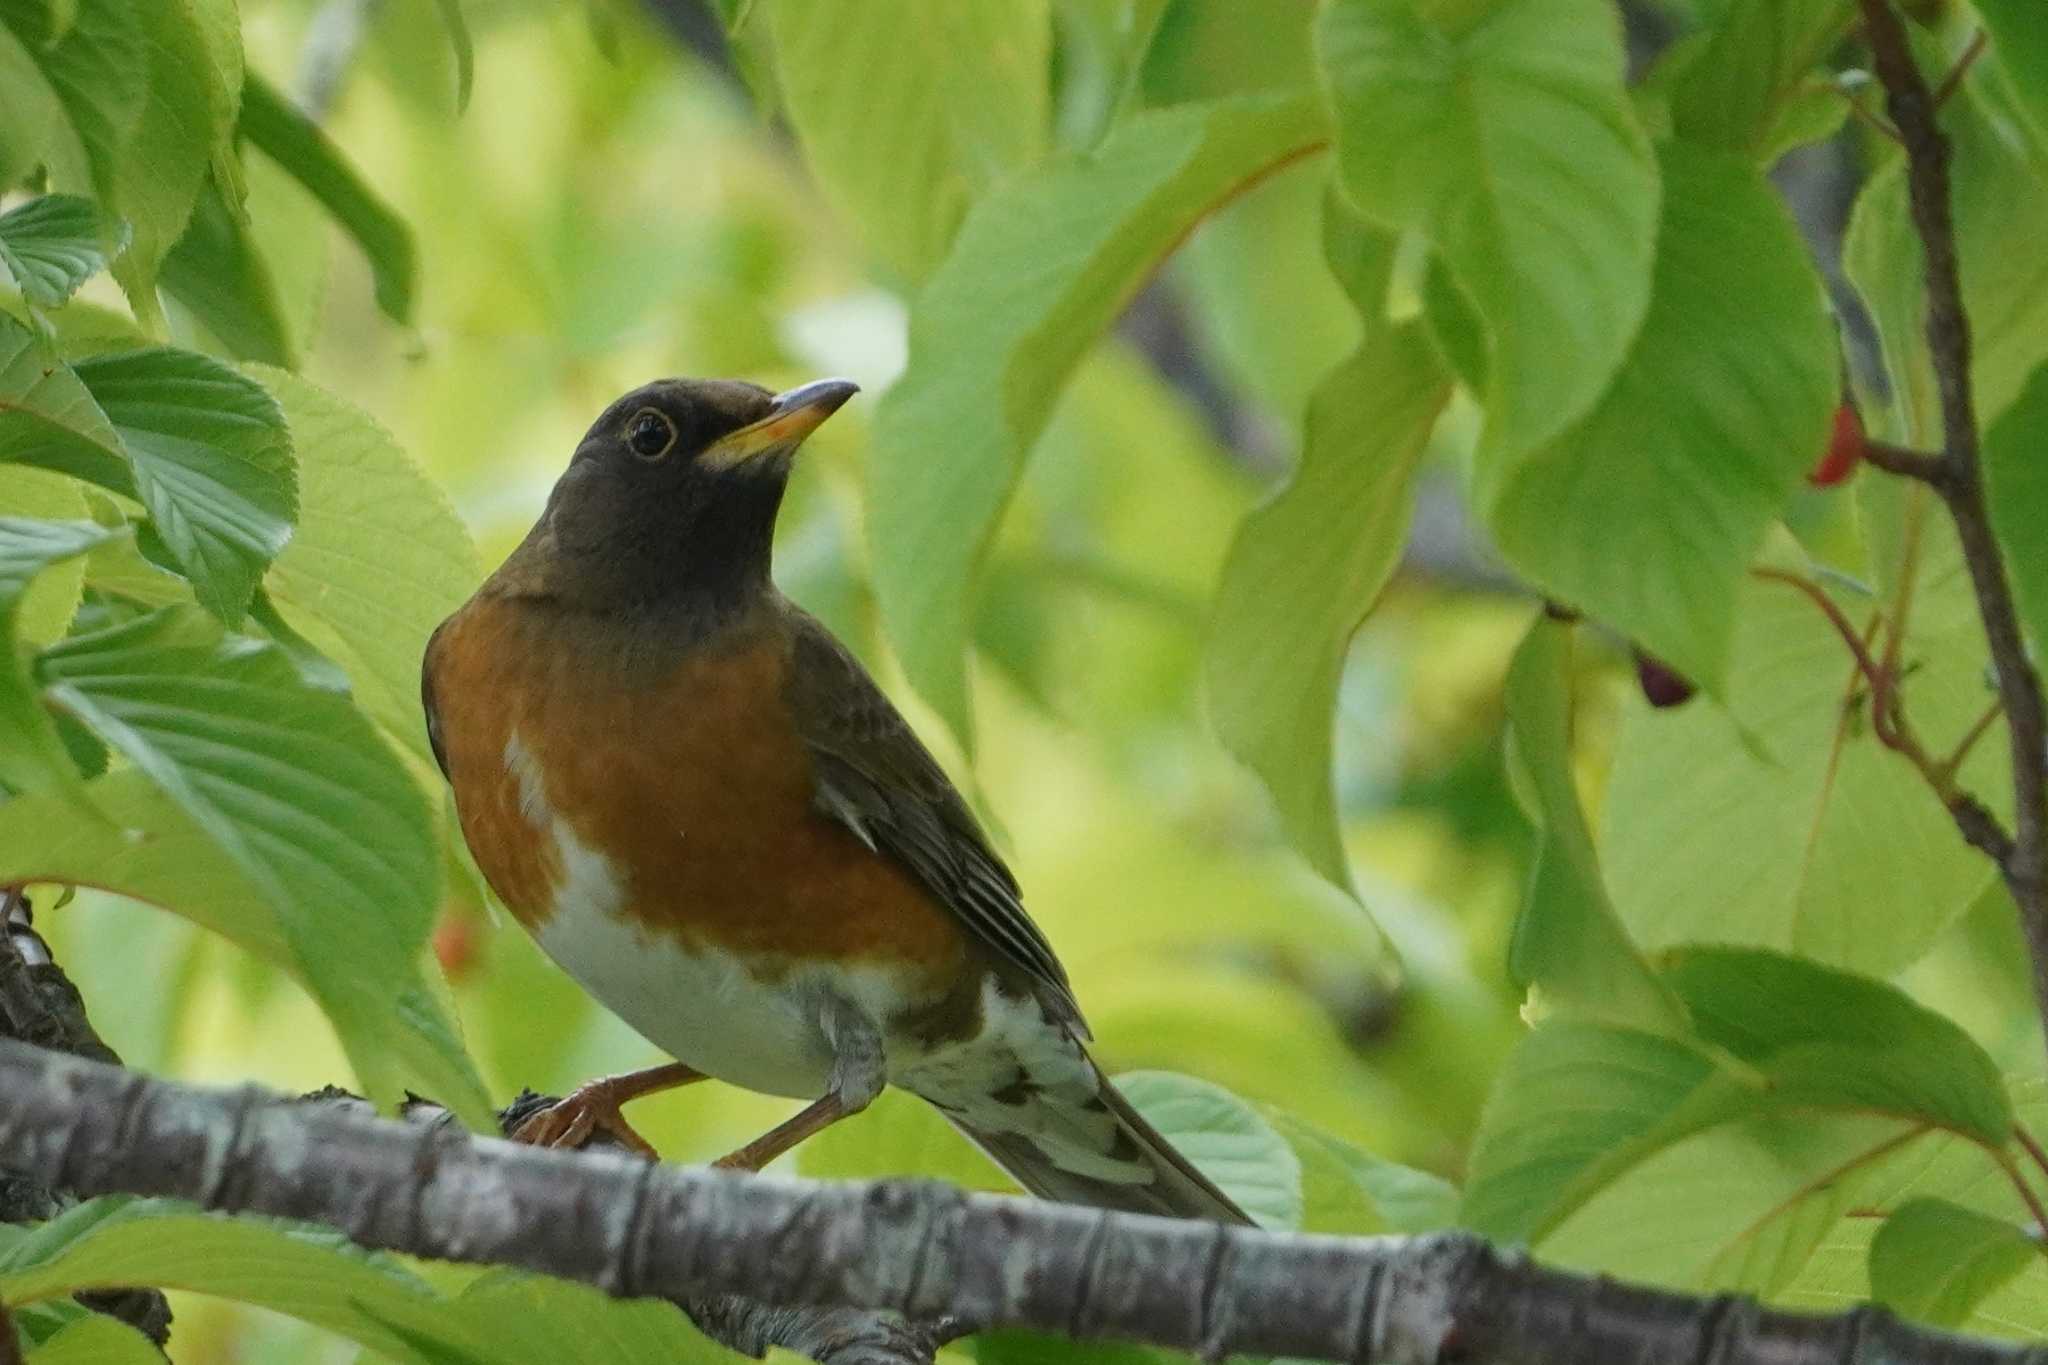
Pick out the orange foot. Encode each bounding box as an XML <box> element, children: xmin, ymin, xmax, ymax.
<box><xmin>510</xmin><ymin>1062</ymin><xmax>703</xmax><ymax>1160</ymax></box>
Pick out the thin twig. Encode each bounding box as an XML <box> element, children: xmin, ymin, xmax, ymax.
<box><xmin>1944</xmin><ymin>697</ymin><xmax>2006</xmax><ymax>778</ymax></box>
<box><xmin>1934</xmin><ymin>31</ymin><xmax>1990</xmax><ymax>109</ymax></box>
<box><xmin>1837</xmin><ymin>83</ymin><xmax>1903</xmax><ymax>143</ymax></box>
<box><xmin>1858</xmin><ymin>0</ymin><xmax>2048</xmax><ymax>1068</ymax></box>
<box><xmin>1863</xmin><ymin>438</ymin><xmax>1946</xmax><ymax>484</ymax></box>
<box><xmin>1992</xmin><ymin>1148</ymin><xmax>2048</xmax><ymax>1235</ymax></box>
<box><xmin>1751</xmin><ymin>568</ymin><xmax>2018</xmax><ymax>863</ymax></box>
<box><xmin>2016</xmin><ymin>1125</ymin><xmax>2048</xmax><ymax>1191</ymax></box>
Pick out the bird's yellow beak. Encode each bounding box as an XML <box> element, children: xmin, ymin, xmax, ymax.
<box><xmin>700</xmin><ymin>378</ymin><xmax>860</xmax><ymax>470</ymax></box>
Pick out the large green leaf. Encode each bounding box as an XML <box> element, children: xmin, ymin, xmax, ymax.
<box><xmin>0</xmin><ymin>312</ymin><xmax>124</xmax><ymax>491</ymax></box>
<box><xmin>24</xmin><ymin>1315</ymin><xmax>162</xmax><ymax>1365</ymax></box>
<box><xmin>1661</xmin><ymin>0</ymin><xmax>1852</xmax><ymax>156</ymax></box>
<box><xmin>1977</xmin><ymin>0</ymin><xmax>2048</xmax><ymax>147</ymax></box>
<box><xmin>0</xmin><ymin>1198</ymin><xmax>493</xmax><ymax>1365</ymax></box>
<box><xmin>71</xmin><ymin>345</ymin><xmax>295</xmax><ymax>625</ymax></box>
<box><xmin>1539</xmin><ymin>1110</ymin><xmax>1908</xmax><ymax>1294</ymax></box>
<box><xmin>161</xmin><ymin>171</ymin><xmax>296</xmax><ymax>367</ymax></box>
<box><xmin>1778</xmin><ymin>1078</ymin><xmax>2048</xmax><ymax>1334</ymax></box>
<box><xmin>1206</xmin><ymin>325</ymin><xmax>1446</xmax><ymax>891</ymax></box>
<box><xmin>1846</xmin><ymin>70</ymin><xmax>2048</xmax><ymax>432</ymax></box>
<box><xmin>1603</xmin><ymin>573</ymin><xmax>2000</xmax><ymax>975</ymax></box>
<box><xmin>770</xmin><ymin>0</ymin><xmax>1049</xmax><ymax>285</ymax></box>
<box><xmin>0</xmin><ymin>466</ymin><xmax>91</xmax><ymax>645</ymax></box>
<box><xmin>1316</xmin><ymin>0</ymin><xmax>1657</xmax><ymax>468</ymax></box>
<box><xmin>869</xmin><ymin>91</ymin><xmax>1328</xmax><ymax>741</ymax></box>
<box><xmin>1485</xmin><ymin>143</ymin><xmax>1834</xmax><ymax>691</ymax></box>
<box><xmin>1117</xmin><ymin>1070</ymin><xmax>1302</xmax><ymax>1230</ymax></box>
<box><xmin>252</xmin><ymin>365</ymin><xmax>478</xmax><ymax>763</ymax></box>
<box><xmin>2</xmin><ymin>1196</ymin><xmax>742</xmax><ymax>1365</ymax></box>
<box><xmin>1500</xmin><ymin>614</ymin><xmax>1684</xmax><ymax>1032</ymax></box>
<box><xmin>1464</xmin><ymin>951</ymin><xmax>2013</xmax><ymax>1243</ymax></box>
<box><xmin>1462</xmin><ymin>1019</ymin><xmax>1722</xmax><ymax>1241</ymax></box>
<box><xmin>1268</xmin><ymin>1112</ymin><xmax>1459</xmax><ymax>1236</ymax></box>
<box><xmin>1204</xmin><ymin>193</ymin><xmax>1446</xmax><ymax>893</ymax></box>
<box><xmin>1985</xmin><ymin>365</ymin><xmax>2048</xmax><ymax>666</ymax></box>
<box><xmin>1663</xmin><ymin>947</ymin><xmax>2013</xmax><ymax>1145</ymax></box>
<box><xmin>1870</xmin><ymin>1197</ymin><xmax>2042</xmax><ymax>1329</ymax></box>
<box><xmin>0</xmin><ymin>194</ymin><xmax>120</xmax><ymax>309</ymax></box>
<box><xmin>34</xmin><ymin>607</ymin><xmax>473</xmax><ymax>1112</ymax></box>
<box><xmin>239</xmin><ymin>75</ymin><xmax>416</xmax><ymax>325</ymax></box>
<box><xmin>0</xmin><ymin>0</ymin><xmax>228</xmax><ymax>315</ymax></box>
<box><xmin>0</xmin><ymin>768</ymin><xmax>487</xmax><ymax>1120</ymax></box>
<box><xmin>0</xmin><ymin>517</ymin><xmax>114</xmax><ymax>800</ymax></box>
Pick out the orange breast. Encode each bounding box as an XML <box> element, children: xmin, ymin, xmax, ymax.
<box><xmin>427</xmin><ymin>597</ymin><xmax>969</xmax><ymax>980</ymax></box>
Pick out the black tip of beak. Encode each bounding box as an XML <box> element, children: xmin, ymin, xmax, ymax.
<box><xmin>773</xmin><ymin>378</ymin><xmax>860</xmax><ymax>418</ymax></box>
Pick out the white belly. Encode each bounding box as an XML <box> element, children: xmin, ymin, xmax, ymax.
<box><xmin>533</xmin><ymin>886</ymin><xmax>836</xmax><ymax>1100</ymax></box>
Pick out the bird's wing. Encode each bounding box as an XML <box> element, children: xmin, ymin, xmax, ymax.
<box><xmin>784</xmin><ymin>608</ymin><xmax>1087</xmax><ymax>1033</ymax></box>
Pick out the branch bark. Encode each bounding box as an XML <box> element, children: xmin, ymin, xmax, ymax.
<box><xmin>1855</xmin><ymin>1</ymin><xmax>2048</xmax><ymax>1060</ymax></box>
<box><xmin>1</xmin><ymin>1040</ymin><xmax>2042</xmax><ymax>1365</ymax></box>
<box><xmin>0</xmin><ymin>896</ymin><xmax>172</xmax><ymax>1350</ymax></box>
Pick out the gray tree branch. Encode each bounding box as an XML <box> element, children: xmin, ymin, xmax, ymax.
<box><xmin>1</xmin><ymin>1040</ymin><xmax>2042</xmax><ymax>1365</ymax></box>
<box><xmin>1855</xmin><ymin>1</ymin><xmax>2048</xmax><ymax>1063</ymax></box>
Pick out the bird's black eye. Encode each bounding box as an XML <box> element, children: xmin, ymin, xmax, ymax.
<box><xmin>626</xmin><ymin>408</ymin><xmax>677</xmax><ymax>461</ymax></box>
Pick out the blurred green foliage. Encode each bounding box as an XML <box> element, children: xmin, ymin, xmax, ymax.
<box><xmin>2</xmin><ymin>0</ymin><xmax>2047</xmax><ymax>1360</ymax></box>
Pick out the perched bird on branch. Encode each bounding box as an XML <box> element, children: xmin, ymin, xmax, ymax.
<box><xmin>422</xmin><ymin>377</ymin><xmax>1248</xmax><ymax>1223</ymax></box>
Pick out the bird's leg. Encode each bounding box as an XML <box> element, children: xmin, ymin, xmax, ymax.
<box><xmin>713</xmin><ymin>996</ymin><xmax>881</xmax><ymax>1172</ymax></box>
<box><xmin>712</xmin><ymin>1092</ymin><xmax>856</xmax><ymax>1171</ymax></box>
<box><xmin>511</xmin><ymin>1061</ymin><xmax>705</xmax><ymax>1159</ymax></box>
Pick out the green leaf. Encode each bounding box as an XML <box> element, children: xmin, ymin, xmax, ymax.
<box><xmin>1604</xmin><ymin>572</ymin><xmax>2000</xmax><ymax>976</ymax></box>
<box><xmin>0</xmin><ymin>0</ymin><xmax>229</xmax><ymax>316</ymax></box>
<box><xmin>770</xmin><ymin>0</ymin><xmax>1051</xmax><ymax>284</ymax></box>
<box><xmin>870</xmin><ymin>91</ymin><xmax>1328</xmax><ymax>741</ymax></box>
<box><xmin>1117</xmin><ymin>1070</ymin><xmax>1302</xmax><ymax>1230</ymax></box>
<box><xmin>24</xmin><ymin>1315</ymin><xmax>162</xmax><ymax>1365</ymax></box>
<box><xmin>1870</xmin><ymin>1198</ymin><xmax>2041</xmax><ymax>1328</ymax></box>
<box><xmin>71</xmin><ymin>345</ymin><xmax>296</xmax><ymax>625</ymax></box>
<box><xmin>1500</xmin><ymin>613</ymin><xmax>1684</xmax><ymax>1032</ymax></box>
<box><xmin>1316</xmin><ymin>0</ymin><xmax>1658</xmax><ymax>467</ymax></box>
<box><xmin>1462</xmin><ymin>1020</ymin><xmax>1722</xmax><ymax>1241</ymax></box>
<box><xmin>431</xmin><ymin>0</ymin><xmax>474</xmax><ymax>114</ymax></box>
<box><xmin>0</xmin><ymin>517</ymin><xmax>114</xmax><ymax>800</ymax></box>
<box><xmin>0</xmin><ymin>769</ymin><xmax>285</xmax><ymax>959</ymax></box>
<box><xmin>161</xmin><ymin>171</ymin><xmax>296</xmax><ymax>367</ymax></box>
<box><xmin>1207</xmin><ymin>322</ymin><xmax>1447</xmax><ymax>892</ymax></box>
<box><xmin>0</xmin><ymin>194</ymin><xmax>121</xmax><ymax>309</ymax></box>
<box><xmin>251</xmin><ymin>365</ymin><xmax>479</xmax><ymax>763</ymax></box>
<box><xmin>0</xmin><ymin>767</ymin><xmax>487</xmax><ymax>1120</ymax></box>
<box><xmin>1662</xmin><ymin>0</ymin><xmax>1852</xmax><ymax>156</ymax></box>
<box><xmin>0</xmin><ymin>312</ymin><xmax>125</xmax><ymax>492</ymax></box>
<box><xmin>1270</xmin><ymin>1112</ymin><xmax>1459</xmax><ymax>1235</ymax></box>
<box><xmin>1662</xmin><ymin>947</ymin><xmax>2014</xmax><ymax>1145</ymax></box>
<box><xmin>1977</xmin><ymin>0</ymin><xmax>2048</xmax><ymax>147</ymax></box>
<box><xmin>1847</xmin><ymin>72</ymin><xmax>2048</xmax><ymax>432</ymax></box>
<box><xmin>1464</xmin><ymin>950</ymin><xmax>2010</xmax><ymax>1244</ymax></box>
<box><xmin>1986</xmin><ymin>365</ymin><xmax>2048</xmax><ymax>664</ymax></box>
<box><xmin>0</xmin><ymin>1198</ymin><xmax>497</xmax><ymax>1365</ymax></box>
<box><xmin>239</xmin><ymin>74</ymin><xmax>416</xmax><ymax>326</ymax></box>
<box><xmin>798</xmin><ymin>1087</ymin><xmax>1014</xmax><ymax>1192</ymax></box>
<box><xmin>1484</xmin><ymin>143</ymin><xmax>1834</xmax><ymax>691</ymax></box>
<box><xmin>35</xmin><ymin>607</ymin><xmax>467</xmax><ymax>1112</ymax></box>
<box><xmin>0</xmin><ymin>466</ymin><xmax>91</xmax><ymax>645</ymax></box>
<box><xmin>1540</xmin><ymin>1111</ymin><xmax>1906</xmax><ymax>1294</ymax></box>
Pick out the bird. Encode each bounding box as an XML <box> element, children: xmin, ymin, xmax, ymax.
<box><xmin>421</xmin><ymin>376</ymin><xmax>1249</xmax><ymax>1224</ymax></box>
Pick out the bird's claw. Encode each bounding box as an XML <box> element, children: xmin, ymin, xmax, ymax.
<box><xmin>510</xmin><ymin>1082</ymin><xmax>661</xmax><ymax>1160</ymax></box>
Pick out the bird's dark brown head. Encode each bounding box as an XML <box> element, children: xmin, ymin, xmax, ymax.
<box><xmin>502</xmin><ymin>376</ymin><xmax>857</xmax><ymax>615</ymax></box>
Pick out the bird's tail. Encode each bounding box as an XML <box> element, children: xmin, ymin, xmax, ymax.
<box><xmin>947</xmin><ymin>1058</ymin><xmax>1252</xmax><ymax>1226</ymax></box>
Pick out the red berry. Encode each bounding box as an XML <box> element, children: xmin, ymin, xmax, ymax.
<box><xmin>1809</xmin><ymin>403</ymin><xmax>1866</xmax><ymax>487</ymax></box>
<box><xmin>432</xmin><ymin>912</ymin><xmax>480</xmax><ymax>983</ymax></box>
<box><xmin>1633</xmin><ymin>647</ymin><xmax>1696</xmax><ymax>709</ymax></box>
